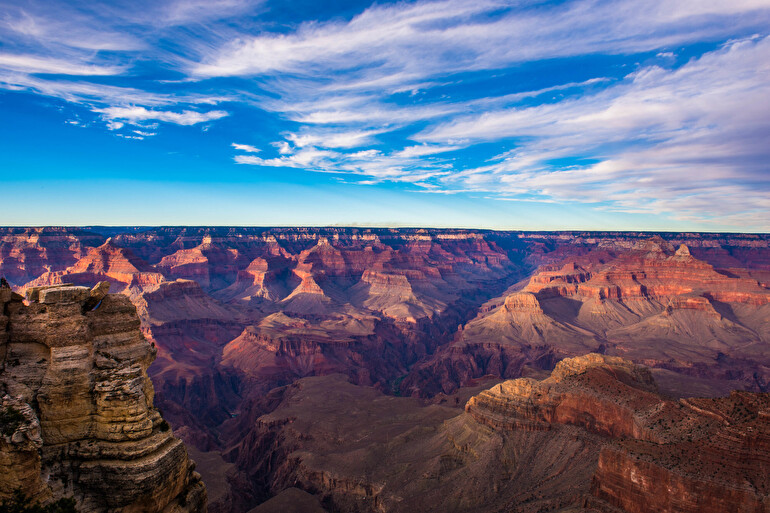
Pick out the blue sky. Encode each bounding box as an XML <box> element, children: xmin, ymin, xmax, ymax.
<box><xmin>1</xmin><ymin>0</ymin><xmax>769</xmax><ymax>230</ymax></box>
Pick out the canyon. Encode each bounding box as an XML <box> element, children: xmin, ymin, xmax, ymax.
<box><xmin>1</xmin><ymin>227</ymin><xmax>769</xmax><ymax>512</ymax></box>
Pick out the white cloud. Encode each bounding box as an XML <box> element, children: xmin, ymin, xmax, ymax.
<box><xmin>160</xmin><ymin>0</ymin><xmax>265</xmax><ymax>26</ymax></box>
<box><xmin>0</xmin><ymin>1</ymin><xmax>236</xmax><ymax>136</ymax></box>
<box><xmin>418</xmin><ymin>37</ymin><xmax>770</xmax><ymax>227</ymax></box>
<box><xmin>232</xmin><ymin>33</ymin><xmax>770</xmax><ymax>228</ymax></box>
<box><xmin>286</xmin><ymin>129</ymin><xmax>382</xmax><ymax>149</ymax></box>
<box><xmin>96</xmin><ymin>106</ymin><xmax>229</xmax><ymax>126</ymax></box>
<box><xmin>395</xmin><ymin>144</ymin><xmax>462</xmax><ymax>158</ymax></box>
<box><xmin>232</xmin><ymin>143</ymin><xmax>260</xmax><ymax>153</ymax></box>
<box><xmin>275</xmin><ymin>141</ymin><xmax>292</xmax><ymax>155</ymax></box>
<box><xmin>229</xmin><ymin>34</ymin><xmax>770</xmax><ymax>228</ymax></box>
<box><xmin>235</xmin><ymin>147</ymin><xmax>339</xmax><ymax>169</ymax></box>
<box><xmin>0</xmin><ymin>53</ymin><xmax>122</xmax><ymax>75</ymax></box>
<box><xmin>1</xmin><ymin>0</ymin><xmax>150</xmax><ymax>52</ymax></box>
<box><xmin>235</xmin><ymin>138</ymin><xmax>456</xmax><ymax>184</ymax></box>
<box><xmin>194</xmin><ymin>0</ymin><xmax>770</xmax><ymax>82</ymax></box>
<box><xmin>0</xmin><ymin>69</ymin><xmax>229</xmax><ymax>108</ymax></box>
<box><xmin>2</xmin><ymin>0</ymin><xmax>769</xmax><ymax>227</ymax></box>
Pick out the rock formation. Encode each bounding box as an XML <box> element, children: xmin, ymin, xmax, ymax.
<box><xmin>590</xmin><ymin>391</ymin><xmax>770</xmax><ymax>513</ymax></box>
<box><xmin>25</xmin><ymin>240</ymin><xmax>164</xmax><ymax>293</ymax></box>
<box><xmin>467</xmin><ymin>354</ymin><xmax>770</xmax><ymax>513</ymax></box>
<box><xmin>0</xmin><ymin>281</ymin><xmax>206</xmax><ymax>512</ymax></box>
<box><xmin>466</xmin><ymin>354</ymin><xmax>659</xmax><ymax>437</ymax></box>
<box><xmin>407</xmin><ymin>239</ymin><xmax>770</xmax><ymax>398</ymax></box>
<box><xmin>220</xmin><ymin>353</ymin><xmax>752</xmax><ymax>513</ymax></box>
<box><xmin>0</xmin><ymin>228</ymin><xmax>103</xmax><ymax>287</ymax></box>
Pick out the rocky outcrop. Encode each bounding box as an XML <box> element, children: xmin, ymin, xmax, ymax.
<box><xmin>591</xmin><ymin>392</ymin><xmax>770</xmax><ymax>513</ymax></box>
<box><xmin>219</xmin><ymin>311</ymin><xmax>419</xmax><ymax>391</ymax></box>
<box><xmin>0</xmin><ymin>282</ymin><xmax>206</xmax><ymax>512</ymax></box>
<box><xmin>523</xmin><ymin>242</ymin><xmax>769</xmax><ymax>306</ymax></box>
<box><xmin>466</xmin><ymin>354</ymin><xmax>659</xmax><ymax>437</ymax></box>
<box><xmin>25</xmin><ymin>241</ymin><xmax>164</xmax><ymax>293</ymax></box>
<box><xmin>217</xmin><ymin>258</ymin><xmax>288</xmax><ymax>303</ymax></box>
<box><xmin>465</xmin><ymin>354</ymin><xmax>770</xmax><ymax>513</ymax></box>
<box><xmin>0</xmin><ymin>228</ymin><xmax>104</xmax><ymax>287</ymax></box>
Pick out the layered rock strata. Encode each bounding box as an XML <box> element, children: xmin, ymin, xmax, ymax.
<box><xmin>467</xmin><ymin>354</ymin><xmax>770</xmax><ymax>513</ymax></box>
<box><xmin>2</xmin><ymin>227</ymin><xmax>770</xmax><ymax>511</ymax></box>
<box><xmin>0</xmin><ymin>282</ymin><xmax>206</xmax><ymax>512</ymax></box>
<box><xmin>216</xmin><ymin>373</ymin><xmax>604</xmax><ymax>513</ymax></box>
<box><xmin>466</xmin><ymin>354</ymin><xmax>659</xmax><ymax>438</ymax></box>
<box><xmin>590</xmin><ymin>390</ymin><xmax>770</xmax><ymax>513</ymax></box>
<box><xmin>408</xmin><ymin>239</ymin><xmax>770</xmax><ymax>398</ymax></box>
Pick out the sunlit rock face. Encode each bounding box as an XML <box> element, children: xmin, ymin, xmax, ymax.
<box><xmin>0</xmin><ymin>228</ymin><xmax>104</xmax><ymax>287</ymax></box>
<box><xmin>467</xmin><ymin>354</ymin><xmax>770</xmax><ymax>513</ymax></box>
<box><xmin>0</xmin><ymin>282</ymin><xmax>206</xmax><ymax>512</ymax></box>
<box><xmin>407</xmin><ymin>236</ymin><xmax>770</xmax><ymax>399</ymax></box>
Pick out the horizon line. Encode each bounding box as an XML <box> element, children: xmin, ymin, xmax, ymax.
<box><xmin>2</xmin><ymin>225</ymin><xmax>768</xmax><ymax>236</ymax></box>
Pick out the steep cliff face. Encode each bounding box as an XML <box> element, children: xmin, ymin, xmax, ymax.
<box><xmin>466</xmin><ymin>354</ymin><xmax>660</xmax><ymax>438</ymax></box>
<box><xmin>0</xmin><ymin>282</ymin><xmax>206</xmax><ymax>512</ymax></box>
<box><xmin>466</xmin><ymin>354</ymin><xmax>770</xmax><ymax>513</ymax></box>
<box><xmin>590</xmin><ymin>392</ymin><xmax>770</xmax><ymax>513</ymax></box>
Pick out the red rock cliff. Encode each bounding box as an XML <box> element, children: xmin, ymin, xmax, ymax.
<box><xmin>466</xmin><ymin>354</ymin><xmax>770</xmax><ymax>513</ymax></box>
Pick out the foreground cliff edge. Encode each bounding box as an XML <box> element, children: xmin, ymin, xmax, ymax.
<box><xmin>0</xmin><ymin>281</ymin><xmax>206</xmax><ymax>512</ymax></box>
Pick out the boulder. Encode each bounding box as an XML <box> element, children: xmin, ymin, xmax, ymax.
<box><xmin>24</xmin><ymin>284</ymin><xmax>74</xmax><ymax>302</ymax></box>
<box><xmin>83</xmin><ymin>280</ymin><xmax>110</xmax><ymax>311</ymax></box>
<box><xmin>38</xmin><ymin>286</ymin><xmax>89</xmax><ymax>304</ymax></box>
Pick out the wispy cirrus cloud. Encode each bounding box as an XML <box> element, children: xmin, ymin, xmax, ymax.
<box><xmin>210</xmin><ymin>1</ymin><xmax>770</xmax><ymax>228</ymax></box>
<box><xmin>233</xmin><ymin>139</ymin><xmax>455</xmax><ymax>183</ymax></box>
<box><xmin>416</xmin><ymin>36</ymin><xmax>770</xmax><ymax>226</ymax></box>
<box><xmin>0</xmin><ymin>54</ymin><xmax>123</xmax><ymax>75</ymax></box>
<box><xmin>395</xmin><ymin>145</ymin><xmax>463</xmax><ymax>158</ymax></box>
<box><xmin>285</xmin><ymin>129</ymin><xmax>384</xmax><ymax>149</ymax></box>
<box><xmin>193</xmin><ymin>0</ymin><xmax>770</xmax><ymax>79</ymax></box>
<box><xmin>95</xmin><ymin>106</ymin><xmax>229</xmax><ymax>126</ymax></box>
<box><xmin>1</xmin><ymin>0</ymin><xmax>769</xmax><ymax>228</ymax></box>
<box><xmin>0</xmin><ymin>0</ymin><xmax>235</xmax><ymax>135</ymax></box>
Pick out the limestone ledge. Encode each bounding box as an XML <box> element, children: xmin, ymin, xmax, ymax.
<box><xmin>0</xmin><ymin>282</ymin><xmax>207</xmax><ymax>512</ymax></box>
